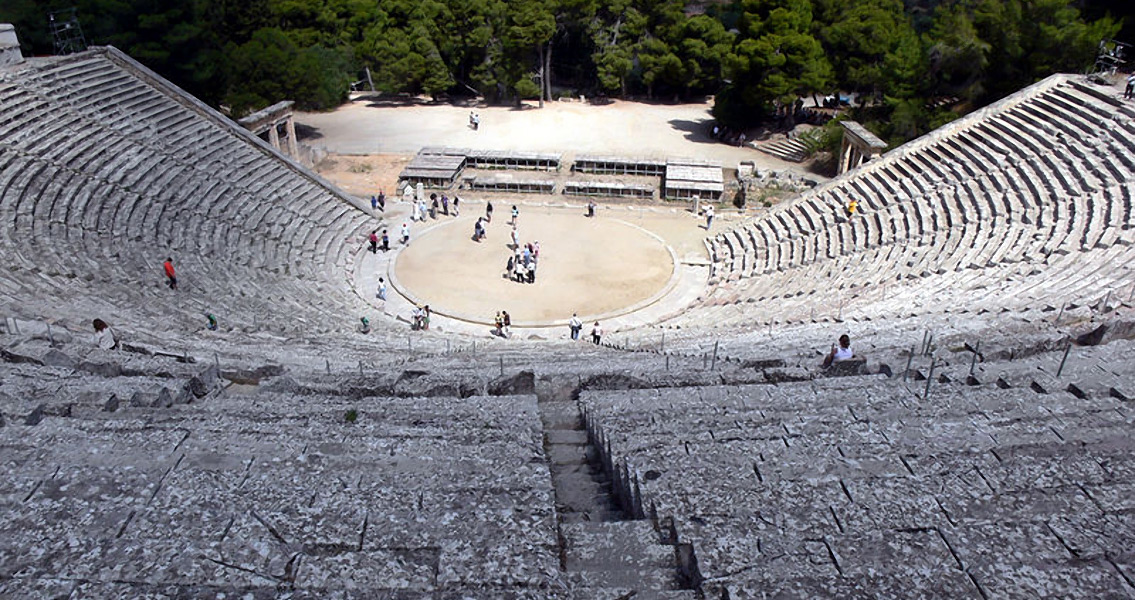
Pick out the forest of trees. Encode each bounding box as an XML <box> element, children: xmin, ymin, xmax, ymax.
<box><xmin>0</xmin><ymin>0</ymin><xmax>1125</xmax><ymax>146</ymax></box>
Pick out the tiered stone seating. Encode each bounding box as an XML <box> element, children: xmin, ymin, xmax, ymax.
<box><xmin>0</xmin><ymin>47</ymin><xmax>374</xmax><ymax>336</ymax></box>
<box><xmin>580</xmin><ymin>357</ymin><xmax>1135</xmax><ymax>597</ymax></box>
<box><xmin>712</xmin><ymin>75</ymin><xmax>1132</xmax><ymax>286</ymax></box>
<box><xmin>699</xmin><ymin>74</ymin><xmax>1135</xmax><ymax>338</ymax></box>
<box><xmin>0</xmin><ymin>360</ymin><xmax>559</xmax><ymax>597</ymax></box>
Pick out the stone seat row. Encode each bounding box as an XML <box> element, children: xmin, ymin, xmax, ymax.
<box><xmin>712</xmin><ymin>77</ymin><xmax>1134</xmax><ymax>286</ymax></box>
<box><xmin>578</xmin><ymin>372</ymin><xmax>1135</xmax><ymax>597</ymax></box>
<box><xmin>694</xmin><ymin>237</ymin><xmax>1132</xmax><ymax>337</ymax></box>
<box><xmin>0</xmin><ymin>382</ymin><xmax>560</xmax><ymax>594</ymax></box>
<box><xmin>0</xmin><ymin>52</ymin><xmax>378</xmax><ymax>333</ymax></box>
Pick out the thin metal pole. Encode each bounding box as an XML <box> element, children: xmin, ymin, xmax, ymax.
<box><xmin>661</xmin><ymin>331</ymin><xmax>665</xmax><ymax>353</ymax></box>
<box><xmin>499</xmin><ymin>356</ymin><xmax>504</xmax><ymax>377</ymax></box>
<box><xmin>325</xmin><ymin>358</ymin><xmax>330</xmax><ymax>374</ymax></box>
<box><xmin>1102</xmin><ymin>290</ymin><xmax>1112</xmax><ymax>313</ymax></box>
<box><xmin>711</xmin><ymin>341</ymin><xmax>719</xmax><ymax>371</ymax></box>
<box><xmin>923</xmin><ymin>359</ymin><xmax>935</xmax><ymax>400</ymax></box>
<box><xmin>665</xmin><ymin>354</ymin><xmax>670</xmax><ymax>371</ymax></box>
<box><xmin>214</xmin><ymin>352</ymin><xmax>219</xmax><ymax>368</ymax></box>
<box><xmin>920</xmin><ymin>331</ymin><xmax>929</xmax><ymax>356</ymax></box>
<box><xmin>903</xmin><ymin>347</ymin><xmax>915</xmax><ymax>382</ymax></box>
<box><xmin>1056</xmin><ymin>342</ymin><xmax>1072</xmax><ymax>378</ymax></box>
<box><xmin>1056</xmin><ymin>302</ymin><xmax>1066</xmax><ymax>323</ymax></box>
<box><xmin>968</xmin><ymin>341</ymin><xmax>981</xmax><ymax>377</ymax></box>
<box><xmin>46</xmin><ymin>323</ymin><xmax>54</xmax><ymax>346</ymax></box>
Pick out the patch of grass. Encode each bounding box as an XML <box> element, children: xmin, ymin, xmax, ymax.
<box><xmin>344</xmin><ymin>409</ymin><xmax>358</xmax><ymax>423</ymax></box>
<box><xmin>348</xmin><ymin>163</ymin><xmax>373</xmax><ymax>174</ymax></box>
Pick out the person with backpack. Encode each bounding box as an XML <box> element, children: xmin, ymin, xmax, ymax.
<box><xmin>569</xmin><ymin>313</ymin><xmax>582</xmax><ymax>340</ymax></box>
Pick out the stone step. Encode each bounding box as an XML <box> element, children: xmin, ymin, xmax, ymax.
<box><xmin>546</xmin><ymin>429</ymin><xmax>589</xmax><ymax>445</ymax></box>
<box><xmin>562</xmin><ymin>520</ymin><xmax>673</xmax><ymax>570</ymax></box>
<box><xmin>561</xmin><ymin>510</ymin><xmax>627</xmax><ymax>524</ymax></box>
<box><xmin>563</xmin><ymin>567</ymin><xmax>683</xmax><ymax>592</ymax></box>
<box><xmin>570</xmin><ymin>588</ymin><xmax>699</xmax><ymax>600</ymax></box>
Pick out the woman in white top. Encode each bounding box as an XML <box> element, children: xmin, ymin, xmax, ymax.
<box><xmin>92</xmin><ymin>319</ymin><xmax>117</xmax><ymax>350</ymax></box>
<box><xmin>823</xmin><ymin>334</ymin><xmax>853</xmax><ymax>368</ymax></box>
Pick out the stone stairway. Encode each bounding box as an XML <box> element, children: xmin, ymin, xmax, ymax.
<box><xmin>756</xmin><ymin>137</ymin><xmax>809</xmax><ymax>163</ymax></box>
<box><xmin>536</xmin><ymin>376</ymin><xmax>699</xmax><ymax>599</ymax></box>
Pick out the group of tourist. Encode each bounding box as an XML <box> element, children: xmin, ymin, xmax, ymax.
<box><xmin>494</xmin><ymin>310</ymin><xmax>511</xmax><ymax>337</ymax></box>
<box><xmin>368</xmin><ymin>229</ymin><xmax>391</xmax><ymax>253</ymax></box>
<box><xmin>506</xmin><ymin>240</ymin><xmax>541</xmax><ymax>284</ymax></box>
<box><xmin>411</xmin><ymin>192</ymin><xmax>460</xmax><ymax>222</ymax></box>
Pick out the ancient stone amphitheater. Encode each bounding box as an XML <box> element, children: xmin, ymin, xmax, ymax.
<box><xmin>2</xmin><ymin>36</ymin><xmax>1134</xmax><ymax>599</ymax></box>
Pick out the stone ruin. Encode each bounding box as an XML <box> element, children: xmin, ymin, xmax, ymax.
<box><xmin>1</xmin><ymin>24</ymin><xmax>1134</xmax><ymax>598</ymax></box>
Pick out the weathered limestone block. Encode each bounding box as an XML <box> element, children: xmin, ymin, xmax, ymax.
<box><xmin>42</xmin><ymin>349</ymin><xmax>77</xmax><ymax>369</ymax></box>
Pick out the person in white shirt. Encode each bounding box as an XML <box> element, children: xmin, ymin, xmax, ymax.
<box><xmin>569</xmin><ymin>313</ymin><xmax>582</xmax><ymax>340</ymax></box>
<box><xmin>822</xmin><ymin>334</ymin><xmax>853</xmax><ymax>368</ymax></box>
<box><xmin>92</xmin><ymin>319</ymin><xmax>117</xmax><ymax>350</ymax></box>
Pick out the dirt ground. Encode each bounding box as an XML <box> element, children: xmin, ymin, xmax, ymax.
<box><xmin>301</xmin><ymin>96</ymin><xmax>807</xmax><ymax>323</ymax></box>
<box><xmin>395</xmin><ymin>210</ymin><xmax>674</xmax><ymax>322</ymax></box>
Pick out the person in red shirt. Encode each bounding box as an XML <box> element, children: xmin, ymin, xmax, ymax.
<box><xmin>163</xmin><ymin>258</ymin><xmax>177</xmax><ymax>290</ymax></box>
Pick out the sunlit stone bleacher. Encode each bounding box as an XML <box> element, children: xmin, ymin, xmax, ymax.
<box><xmin>0</xmin><ymin>47</ymin><xmax>373</xmax><ymax>336</ymax></box>
<box><xmin>651</xmin><ymin>75</ymin><xmax>1135</xmax><ymax>357</ymax></box>
<box><xmin>581</xmin><ymin>339</ymin><xmax>1135</xmax><ymax>597</ymax></box>
<box><xmin>0</xmin><ymin>353</ymin><xmax>559</xmax><ymax>597</ymax></box>
<box><xmin>4</xmin><ymin>31</ymin><xmax>1135</xmax><ymax>598</ymax></box>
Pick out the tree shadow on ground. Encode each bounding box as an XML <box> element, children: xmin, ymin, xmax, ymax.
<box><xmin>668</xmin><ymin>119</ymin><xmax>715</xmax><ymax>144</ymax></box>
<box><xmin>294</xmin><ymin>123</ymin><xmax>322</xmax><ymax>142</ymax></box>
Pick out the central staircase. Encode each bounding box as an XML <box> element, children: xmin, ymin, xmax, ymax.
<box><xmin>538</xmin><ymin>376</ymin><xmax>700</xmax><ymax>599</ymax></box>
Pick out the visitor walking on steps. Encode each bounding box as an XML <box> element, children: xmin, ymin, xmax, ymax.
<box><xmin>502</xmin><ymin>310</ymin><xmax>511</xmax><ymax>338</ymax></box>
<box><xmin>569</xmin><ymin>313</ymin><xmax>582</xmax><ymax>340</ymax></box>
<box><xmin>369</xmin><ymin>230</ymin><xmax>378</xmax><ymax>253</ymax></box>
<box><xmin>591</xmin><ymin>322</ymin><xmax>603</xmax><ymax>345</ymax></box>
<box><xmin>822</xmin><ymin>334</ymin><xmax>854</xmax><ymax>368</ymax></box>
<box><xmin>381</xmin><ymin>229</ymin><xmax>390</xmax><ymax>251</ymax></box>
<box><xmin>847</xmin><ymin>198</ymin><xmax>859</xmax><ymax>216</ymax></box>
<box><xmin>486</xmin><ymin>201</ymin><xmax>493</xmax><ymax>222</ymax></box>
<box><xmin>162</xmin><ymin>257</ymin><xmax>177</xmax><ymax>290</ymax></box>
<box><xmin>377</xmin><ymin>277</ymin><xmax>387</xmax><ymax>301</ymax></box>
<box><xmin>400</xmin><ymin>223</ymin><xmax>410</xmax><ymax>245</ymax></box>
<box><xmin>92</xmin><ymin>319</ymin><xmax>117</xmax><ymax>350</ymax></box>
